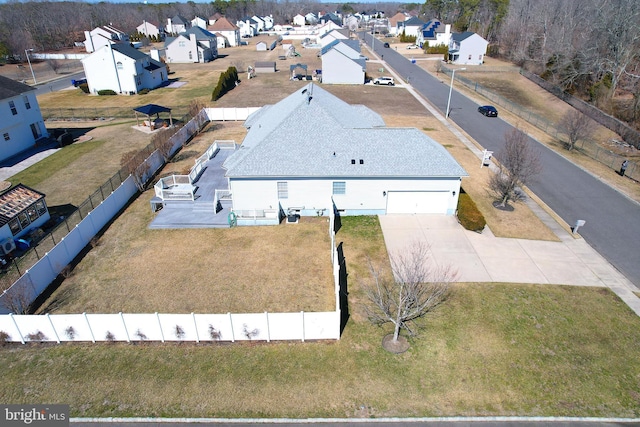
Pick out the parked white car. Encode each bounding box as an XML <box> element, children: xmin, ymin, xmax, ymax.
<box><xmin>373</xmin><ymin>76</ymin><xmax>395</xmax><ymax>86</ymax></box>
<box><xmin>406</xmin><ymin>44</ymin><xmax>420</xmax><ymax>49</ymax></box>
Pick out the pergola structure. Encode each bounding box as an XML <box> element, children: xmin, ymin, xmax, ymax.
<box><xmin>133</xmin><ymin>104</ymin><xmax>173</xmax><ymax>129</ymax></box>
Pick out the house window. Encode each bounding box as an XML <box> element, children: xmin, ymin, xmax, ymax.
<box><xmin>332</xmin><ymin>181</ymin><xmax>346</xmax><ymax>195</ymax></box>
<box><xmin>30</xmin><ymin>123</ymin><xmax>41</xmax><ymax>139</ymax></box>
<box><xmin>479</xmin><ymin>54</ymin><xmax>483</xmax><ymax>61</ymax></box>
<box><xmin>277</xmin><ymin>181</ymin><xmax>288</xmax><ymax>199</ymax></box>
<box><xmin>3</xmin><ymin>133</ymin><xmax>9</xmax><ymax>141</ymax></box>
<box><xmin>179</xmin><ymin>41</ymin><xmax>185</xmax><ymax>47</ymax></box>
<box><xmin>23</xmin><ymin>96</ymin><xmax>31</xmax><ymax>110</ymax></box>
<box><xmin>8</xmin><ymin>218</ymin><xmax>21</xmax><ymax>235</ymax></box>
<box><xmin>468</xmin><ymin>54</ymin><xmax>472</xmax><ymax>60</ymax></box>
<box><xmin>9</xmin><ymin>100</ymin><xmax>17</xmax><ymax>115</ymax></box>
<box><xmin>136</xmin><ymin>76</ymin><xmax>142</xmax><ymax>86</ymax></box>
<box><xmin>188</xmin><ymin>51</ymin><xmax>192</xmax><ymax>60</ymax></box>
<box><xmin>116</xmin><ymin>61</ymin><xmax>123</xmax><ymax>70</ymax></box>
<box><xmin>26</xmin><ymin>205</ymin><xmax>38</xmax><ymax>222</ymax></box>
<box><xmin>36</xmin><ymin>200</ymin><xmax>47</xmax><ymax>216</ymax></box>
<box><xmin>18</xmin><ymin>212</ymin><xmax>30</xmax><ymax>229</ymax></box>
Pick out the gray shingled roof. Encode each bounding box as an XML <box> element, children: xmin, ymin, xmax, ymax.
<box><xmin>224</xmin><ymin>84</ymin><xmax>467</xmax><ymax>179</ymax></box>
<box><xmin>0</xmin><ymin>75</ymin><xmax>34</xmax><ymax>101</ymax></box>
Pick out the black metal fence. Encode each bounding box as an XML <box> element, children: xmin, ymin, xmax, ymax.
<box><xmin>41</xmin><ymin>106</ymin><xmax>191</xmax><ymax>122</ymax></box>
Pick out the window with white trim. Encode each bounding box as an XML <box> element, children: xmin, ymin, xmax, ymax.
<box><xmin>23</xmin><ymin>95</ymin><xmax>31</xmax><ymax>110</ymax></box>
<box><xmin>3</xmin><ymin>133</ymin><xmax>9</xmax><ymax>141</ymax></box>
<box><xmin>116</xmin><ymin>61</ymin><xmax>123</xmax><ymax>70</ymax></box>
<box><xmin>332</xmin><ymin>181</ymin><xmax>346</xmax><ymax>195</ymax></box>
<box><xmin>277</xmin><ymin>181</ymin><xmax>288</xmax><ymax>199</ymax></box>
<box><xmin>9</xmin><ymin>101</ymin><xmax>17</xmax><ymax>115</ymax></box>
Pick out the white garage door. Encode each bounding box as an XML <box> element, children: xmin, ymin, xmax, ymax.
<box><xmin>386</xmin><ymin>191</ymin><xmax>450</xmax><ymax>214</ymax></box>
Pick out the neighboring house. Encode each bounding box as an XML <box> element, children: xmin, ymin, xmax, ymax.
<box><xmin>448</xmin><ymin>32</ymin><xmax>488</xmax><ymax>65</ymax></box>
<box><xmin>81</xmin><ymin>44</ymin><xmax>168</xmax><ymax>95</ymax></box>
<box><xmin>261</xmin><ymin>15</ymin><xmax>274</xmax><ymax>30</ymax></box>
<box><xmin>319</xmin><ymin>12</ymin><xmax>342</xmax><ymax>26</ymax></box>
<box><xmin>0</xmin><ymin>184</ymin><xmax>50</xmax><ymax>244</ymax></box>
<box><xmin>191</xmin><ymin>16</ymin><xmax>208</xmax><ymax>30</ymax></box>
<box><xmin>222</xmin><ymin>83</ymin><xmax>466</xmax><ymax>218</ymax></box>
<box><xmin>137</xmin><ymin>21</ymin><xmax>163</xmax><ymax>39</ymax></box>
<box><xmin>166</xmin><ymin>15</ymin><xmax>190</xmax><ymax>34</ymax></box>
<box><xmin>397</xmin><ymin>16</ymin><xmax>424</xmax><ymax>38</ymax></box>
<box><xmin>320</xmin><ymin>40</ymin><xmax>366</xmax><ymax>84</ymax></box>
<box><xmin>316</xmin><ymin>21</ymin><xmax>343</xmax><ymax>37</ymax></box>
<box><xmin>252</xmin><ymin>15</ymin><xmax>266</xmax><ymax>32</ymax></box>
<box><xmin>417</xmin><ymin>19</ymin><xmax>451</xmax><ymax>48</ymax></box>
<box><xmin>236</xmin><ymin>17</ymin><xmax>257</xmax><ymax>38</ymax></box>
<box><xmin>164</xmin><ymin>27</ymin><xmax>218</xmax><ymax>63</ymax></box>
<box><xmin>293</xmin><ymin>14</ymin><xmax>306</xmax><ymax>26</ymax></box>
<box><xmin>208</xmin><ymin>17</ymin><xmax>241</xmax><ymax>47</ymax></box>
<box><xmin>208</xmin><ymin>12</ymin><xmax>223</xmax><ymax>26</ymax></box>
<box><xmin>0</xmin><ymin>76</ymin><xmax>48</xmax><ymax>163</ymax></box>
<box><xmin>318</xmin><ymin>29</ymin><xmax>348</xmax><ymax>47</ymax></box>
<box><xmin>388</xmin><ymin>12</ymin><xmax>409</xmax><ymax>35</ymax></box>
<box><xmin>83</xmin><ymin>25</ymin><xmax>129</xmax><ymax>53</ymax></box>
<box><xmin>305</xmin><ymin>13</ymin><xmax>318</xmax><ymax>25</ymax></box>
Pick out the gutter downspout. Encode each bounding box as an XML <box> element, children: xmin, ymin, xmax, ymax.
<box><xmin>109</xmin><ymin>43</ymin><xmax>123</xmax><ymax>94</ymax></box>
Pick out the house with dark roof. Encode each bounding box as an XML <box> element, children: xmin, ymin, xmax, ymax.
<box><xmin>417</xmin><ymin>19</ymin><xmax>451</xmax><ymax>48</ymax></box>
<box><xmin>320</xmin><ymin>40</ymin><xmax>366</xmax><ymax>84</ymax></box>
<box><xmin>81</xmin><ymin>44</ymin><xmax>168</xmax><ymax>95</ymax></box>
<box><xmin>208</xmin><ymin>17</ymin><xmax>241</xmax><ymax>47</ymax></box>
<box><xmin>448</xmin><ymin>32</ymin><xmax>488</xmax><ymax>65</ymax></box>
<box><xmin>397</xmin><ymin>16</ymin><xmax>425</xmax><ymax>38</ymax></box>
<box><xmin>0</xmin><ymin>184</ymin><xmax>50</xmax><ymax>246</ymax></box>
<box><xmin>164</xmin><ymin>27</ymin><xmax>218</xmax><ymax>63</ymax></box>
<box><xmin>222</xmin><ymin>84</ymin><xmax>467</xmax><ymax>222</ymax></box>
<box><xmin>0</xmin><ymin>76</ymin><xmax>48</xmax><ymax>162</ymax></box>
<box><xmin>166</xmin><ymin>15</ymin><xmax>191</xmax><ymax>34</ymax></box>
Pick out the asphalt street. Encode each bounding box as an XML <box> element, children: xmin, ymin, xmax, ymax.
<box><xmin>363</xmin><ymin>33</ymin><xmax>640</xmax><ymax>287</ymax></box>
<box><xmin>34</xmin><ymin>71</ymin><xmax>85</xmax><ymax>95</ymax></box>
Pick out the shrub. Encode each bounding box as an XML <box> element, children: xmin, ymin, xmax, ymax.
<box><xmin>97</xmin><ymin>89</ymin><xmax>117</xmax><ymax>96</ymax></box>
<box><xmin>457</xmin><ymin>192</ymin><xmax>486</xmax><ymax>232</ymax></box>
<box><xmin>426</xmin><ymin>44</ymin><xmax>448</xmax><ymax>54</ymax></box>
<box><xmin>79</xmin><ymin>83</ymin><xmax>90</xmax><ymax>93</ymax></box>
<box><xmin>211</xmin><ymin>66</ymin><xmax>239</xmax><ymax>101</ymax></box>
<box><xmin>138</xmin><ymin>88</ymin><xmax>150</xmax><ymax>95</ymax></box>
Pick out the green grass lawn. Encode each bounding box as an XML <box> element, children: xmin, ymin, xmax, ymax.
<box><xmin>2</xmin><ymin>217</ymin><xmax>640</xmax><ymax>418</ymax></box>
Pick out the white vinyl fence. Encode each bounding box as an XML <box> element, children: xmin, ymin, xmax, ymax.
<box><xmin>205</xmin><ymin>107</ymin><xmax>261</xmax><ymax>121</ymax></box>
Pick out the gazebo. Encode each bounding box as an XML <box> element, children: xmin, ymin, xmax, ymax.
<box><xmin>133</xmin><ymin>104</ymin><xmax>173</xmax><ymax>130</ymax></box>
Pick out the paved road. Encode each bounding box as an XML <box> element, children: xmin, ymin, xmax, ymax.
<box><xmin>33</xmin><ymin>71</ymin><xmax>85</xmax><ymax>96</ymax></box>
<box><xmin>363</xmin><ymin>33</ymin><xmax>640</xmax><ymax>287</ymax></box>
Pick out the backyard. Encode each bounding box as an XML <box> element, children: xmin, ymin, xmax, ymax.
<box><xmin>1</xmin><ymin>37</ymin><xmax>640</xmax><ymax>418</ymax></box>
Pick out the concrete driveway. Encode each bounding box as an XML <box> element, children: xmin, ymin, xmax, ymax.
<box><xmin>378</xmin><ymin>214</ymin><xmax>638</xmax><ymax>291</ymax></box>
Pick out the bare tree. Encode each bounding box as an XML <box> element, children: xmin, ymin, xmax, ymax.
<box><xmin>364</xmin><ymin>242</ymin><xmax>456</xmax><ymax>346</ymax></box>
<box><xmin>121</xmin><ymin>150</ymin><xmax>151</xmax><ymax>192</ymax></box>
<box><xmin>558</xmin><ymin>110</ymin><xmax>597</xmax><ymax>150</ymax></box>
<box><xmin>489</xmin><ymin>127</ymin><xmax>542</xmax><ymax>208</ymax></box>
<box><xmin>151</xmin><ymin>128</ymin><xmax>175</xmax><ymax>162</ymax></box>
<box><xmin>3</xmin><ymin>282</ymin><xmax>34</xmax><ymax>314</ymax></box>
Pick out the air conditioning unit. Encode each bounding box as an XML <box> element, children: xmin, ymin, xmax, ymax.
<box><xmin>0</xmin><ymin>238</ymin><xmax>15</xmax><ymax>255</ymax></box>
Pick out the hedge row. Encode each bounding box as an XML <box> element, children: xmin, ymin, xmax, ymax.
<box><xmin>211</xmin><ymin>66</ymin><xmax>239</xmax><ymax>101</ymax></box>
<box><xmin>457</xmin><ymin>191</ymin><xmax>486</xmax><ymax>232</ymax></box>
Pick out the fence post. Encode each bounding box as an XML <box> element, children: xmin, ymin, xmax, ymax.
<box><xmin>9</xmin><ymin>313</ymin><xmax>25</xmax><ymax>344</ymax></box>
<box><xmin>192</xmin><ymin>312</ymin><xmax>199</xmax><ymax>343</ymax></box>
<box><xmin>84</xmin><ymin>312</ymin><xmax>96</xmax><ymax>343</ymax></box>
<box><xmin>265</xmin><ymin>312</ymin><xmax>270</xmax><ymax>342</ymax></box>
<box><xmin>46</xmin><ymin>313</ymin><xmax>60</xmax><ymax>343</ymax></box>
<box><xmin>156</xmin><ymin>312</ymin><xmax>165</xmax><ymax>342</ymax></box>
<box><xmin>120</xmin><ymin>312</ymin><xmax>130</xmax><ymax>342</ymax></box>
<box><xmin>228</xmin><ymin>312</ymin><xmax>235</xmax><ymax>342</ymax></box>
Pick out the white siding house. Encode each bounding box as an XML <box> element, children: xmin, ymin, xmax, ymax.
<box><xmin>208</xmin><ymin>17</ymin><xmax>241</xmax><ymax>47</ymax></box>
<box><xmin>292</xmin><ymin>14</ymin><xmax>306</xmax><ymax>27</ymax></box>
<box><xmin>81</xmin><ymin>44</ymin><xmax>168</xmax><ymax>95</ymax></box>
<box><xmin>0</xmin><ymin>76</ymin><xmax>48</xmax><ymax>163</ymax></box>
<box><xmin>318</xmin><ymin>29</ymin><xmax>348</xmax><ymax>47</ymax></box>
<box><xmin>164</xmin><ymin>27</ymin><xmax>218</xmax><ymax>63</ymax></box>
<box><xmin>397</xmin><ymin>16</ymin><xmax>424</xmax><ymax>39</ymax></box>
<box><xmin>417</xmin><ymin>19</ymin><xmax>451</xmax><ymax>48</ymax></box>
<box><xmin>137</xmin><ymin>21</ymin><xmax>162</xmax><ymax>39</ymax></box>
<box><xmin>448</xmin><ymin>32</ymin><xmax>488</xmax><ymax>65</ymax></box>
<box><xmin>320</xmin><ymin>40</ymin><xmax>366</xmax><ymax>85</ymax></box>
<box><xmin>83</xmin><ymin>25</ymin><xmax>129</xmax><ymax>53</ymax></box>
<box><xmin>167</xmin><ymin>16</ymin><xmax>191</xmax><ymax>34</ymax></box>
<box><xmin>223</xmin><ymin>84</ymin><xmax>467</xmax><ymax>218</ymax></box>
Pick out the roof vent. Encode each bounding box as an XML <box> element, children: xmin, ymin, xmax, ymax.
<box><xmin>351</xmin><ymin>159</ymin><xmax>356</xmax><ymax>164</ymax></box>
<box><xmin>359</xmin><ymin>159</ymin><xmax>364</xmax><ymax>164</ymax></box>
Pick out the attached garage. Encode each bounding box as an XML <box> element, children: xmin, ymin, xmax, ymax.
<box><xmin>386</xmin><ymin>191</ymin><xmax>450</xmax><ymax>214</ymax></box>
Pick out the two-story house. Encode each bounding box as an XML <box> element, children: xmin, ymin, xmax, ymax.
<box><xmin>448</xmin><ymin>32</ymin><xmax>488</xmax><ymax>65</ymax></box>
<box><xmin>164</xmin><ymin>27</ymin><xmax>218</xmax><ymax>63</ymax></box>
<box><xmin>83</xmin><ymin>25</ymin><xmax>129</xmax><ymax>53</ymax></box>
<box><xmin>208</xmin><ymin>17</ymin><xmax>241</xmax><ymax>47</ymax></box>
<box><xmin>81</xmin><ymin>44</ymin><xmax>168</xmax><ymax>95</ymax></box>
<box><xmin>0</xmin><ymin>76</ymin><xmax>48</xmax><ymax>163</ymax></box>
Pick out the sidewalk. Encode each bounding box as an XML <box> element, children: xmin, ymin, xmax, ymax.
<box><xmin>371</xmin><ymin>48</ymin><xmax>640</xmax><ymax>316</ymax></box>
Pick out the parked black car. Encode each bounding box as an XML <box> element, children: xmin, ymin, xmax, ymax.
<box><xmin>383</xmin><ymin>42</ymin><xmax>390</xmax><ymax>48</ymax></box>
<box><xmin>478</xmin><ymin>105</ymin><xmax>498</xmax><ymax>117</ymax></box>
